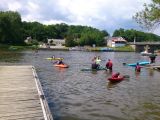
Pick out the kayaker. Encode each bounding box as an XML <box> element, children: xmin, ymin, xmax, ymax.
<box><xmin>57</xmin><ymin>59</ymin><xmax>64</xmax><ymax>65</ymax></box>
<box><xmin>96</xmin><ymin>56</ymin><xmax>101</xmax><ymax>68</ymax></box>
<box><xmin>112</xmin><ymin>72</ymin><xmax>120</xmax><ymax>78</ymax></box>
<box><xmin>149</xmin><ymin>54</ymin><xmax>157</xmax><ymax>63</ymax></box>
<box><xmin>135</xmin><ymin>63</ymin><xmax>141</xmax><ymax>72</ymax></box>
<box><xmin>92</xmin><ymin>56</ymin><xmax>98</xmax><ymax>69</ymax></box>
<box><xmin>106</xmin><ymin>59</ymin><xmax>113</xmax><ymax>71</ymax></box>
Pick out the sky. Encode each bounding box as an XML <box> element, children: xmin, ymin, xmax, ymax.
<box><xmin>0</xmin><ymin>0</ymin><xmax>159</xmax><ymax>36</ymax></box>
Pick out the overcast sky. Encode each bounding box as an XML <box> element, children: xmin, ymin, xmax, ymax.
<box><xmin>0</xmin><ymin>0</ymin><xmax>159</xmax><ymax>36</ymax></box>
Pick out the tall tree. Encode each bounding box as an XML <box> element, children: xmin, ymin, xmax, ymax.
<box><xmin>0</xmin><ymin>11</ymin><xmax>23</xmax><ymax>44</ymax></box>
<box><xmin>112</xmin><ymin>28</ymin><xmax>160</xmax><ymax>42</ymax></box>
<box><xmin>133</xmin><ymin>0</ymin><xmax>160</xmax><ymax>30</ymax></box>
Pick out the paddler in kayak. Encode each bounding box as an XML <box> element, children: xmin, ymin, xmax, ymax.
<box><xmin>149</xmin><ymin>53</ymin><xmax>157</xmax><ymax>64</ymax></box>
<box><xmin>106</xmin><ymin>59</ymin><xmax>113</xmax><ymax>71</ymax></box>
<box><xmin>96</xmin><ymin>56</ymin><xmax>101</xmax><ymax>68</ymax></box>
<box><xmin>91</xmin><ymin>56</ymin><xmax>98</xmax><ymax>69</ymax></box>
<box><xmin>112</xmin><ymin>72</ymin><xmax>120</xmax><ymax>78</ymax></box>
<box><xmin>56</xmin><ymin>59</ymin><xmax>64</xmax><ymax>65</ymax></box>
<box><xmin>135</xmin><ymin>62</ymin><xmax>141</xmax><ymax>72</ymax></box>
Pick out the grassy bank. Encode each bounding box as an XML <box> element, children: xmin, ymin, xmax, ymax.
<box><xmin>113</xmin><ymin>45</ymin><xmax>134</xmax><ymax>52</ymax></box>
<box><xmin>0</xmin><ymin>44</ymin><xmax>38</xmax><ymax>51</ymax></box>
<box><xmin>0</xmin><ymin>44</ymin><xmax>134</xmax><ymax>52</ymax></box>
<box><xmin>85</xmin><ymin>45</ymin><xmax>134</xmax><ymax>52</ymax></box>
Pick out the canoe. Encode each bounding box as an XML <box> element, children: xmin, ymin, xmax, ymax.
<box><xmin>108</xmin><ymin>77</ymin><xmax>124</xmax><ymax>82</ymax></box>
<box><xmin>81</xmin><ymin>67</ymin><xmax>107</xmax><ymax>71</ymax></box>
<box><xmin>45</xmin><ymin>57</ymin><xmax>64</xmax><ymax>60</ymax></box>
<box><xmin>127</xmin><ymin>61</ymin><xmax>150</xmax><ymax>67</ymax></box>
<box><xmin>54</xmin><ymin>64</ymin><xmax>69</xmax><ymax>68</ymax></box>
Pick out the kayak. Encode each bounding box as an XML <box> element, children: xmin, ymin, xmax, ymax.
<box><xmin>127</xmin><ymin>61</ymin><xmax>150</xmax><ymax>67</ymax></box>
<box><xmin>81</xmin><ymin>67</ymin><xmax>107</xmax><ymax>71</ymax></box>
<box><xmin>108</xmin><ymin>76</ymin><xmax>124</xmax><ymax>82</ymax></box>
<box><xmin>45</xmin><ymin>57</ymin><xmax>64</xmax><ymax>60</ymax></box>
<box><xmin>54</xmin><ymin>64</ymin><xmax>69</xmax><ymax>68</ymax></box>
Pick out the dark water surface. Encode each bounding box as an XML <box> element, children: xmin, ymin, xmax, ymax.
<box><xmin>1</xmin><ymin>50</ymin><xmax>160</xmax><ymax>120</ymax></box>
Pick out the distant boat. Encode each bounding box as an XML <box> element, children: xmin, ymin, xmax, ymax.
<box><xmin>141</xmin><ymin>50</ymin><xmax>152</xmax><ymax>56</ymax></box>
<box><xmin>141</xmin><ymin>45</ymin><xmax>152</xmax><ymax>56</ymax></box>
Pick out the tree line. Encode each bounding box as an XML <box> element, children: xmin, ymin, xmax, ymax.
<box><xmin>113</xmin><ymin>28</ymin><xmax>160</xmax><ymax>42</ymax></box>
<box><xmin>0</xmin><ymin>11</ymin><xmax>160</xmax><ymax>47</ymax></box>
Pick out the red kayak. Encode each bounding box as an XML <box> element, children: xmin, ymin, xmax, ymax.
<box><xmin>108</xmin><ymin>76</ymin><xmax>124</xmax><ymax>82</ymax></box>
<box><xmin>54</xmin><ymin>64</ymin><xmax>69</xmax><ymax>68</ymax></box>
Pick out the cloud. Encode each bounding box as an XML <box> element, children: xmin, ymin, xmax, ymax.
<box><xmin>0</xmin><ymin>0</ymin><xmax>156</xmax><ymax>36</ymax></box>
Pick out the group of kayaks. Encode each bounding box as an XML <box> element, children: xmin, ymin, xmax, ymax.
<box><xmin>81</xmin><ymin>61</ymin><xmax>150</xmax><ymax>82</ymax></box>
<box><xmin>46</xmin><ymin>57</ymin><xmax>150</xmax><ymax>82</ymax></box>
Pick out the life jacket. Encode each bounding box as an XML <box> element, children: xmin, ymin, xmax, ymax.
<box><xmin>96</xmin><ymin>59</ymin><xmax>101</xmax><ymax>65</ymax></box>
<box><xmin>112</xmin><ymin>73</ymin><xmax>119</xmax><ymax>78</ymax></box>
<box><xmin>106</xmin><ymin>61</ymin><xmax>112</xmax><ymax>68</ymax></box>
<box><xmin>136</xmin><ymin>65</ymin><xmax>141</xmax><ymax>72</ymax></box>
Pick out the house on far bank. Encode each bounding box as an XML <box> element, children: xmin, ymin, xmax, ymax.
<box><xmin>24</xmin><ymin>36</ymin><xmax>32</xmax><ymax>44</ymax></box>
<box><xmin>107</xmin><ymin>37</ymin><xmax>127</xmax><ymax>47</ymax></box>
<box><xmin>47</xmin><ymin>39</ymin><xmax>65</xmax><ymax>46</ymax></box>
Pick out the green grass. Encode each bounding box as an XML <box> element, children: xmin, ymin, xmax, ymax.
<box><xmin>113</xmin><ymin>45</ymin><xmax>134</xmax><ymax>52</ymax></box>
<box><xmin>85</xmin><ymin>45</ymin><xmax>134</xmax><ymax>52</ymax></box>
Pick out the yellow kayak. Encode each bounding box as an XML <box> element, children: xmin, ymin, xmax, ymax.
<box><xmin>45</xmin><ymin>57</ymin><xmax>64</xmax><ymax>60</ymax></box>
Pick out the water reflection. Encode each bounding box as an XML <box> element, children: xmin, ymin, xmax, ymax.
<box><xmin>107</xmin><ymin>81</ymin><xmax>122</xmax><ymax>89</ymax></box>
<box><xmin>148</xmin><ymin>69</ymin><xmax>154</xmax><ymax>76</ymax></box>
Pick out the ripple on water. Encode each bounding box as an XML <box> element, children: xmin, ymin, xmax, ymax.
<box><xmin>1</xmin><ymin>50</ymin><xmax>160</xmax><ymax>120</ymax></box>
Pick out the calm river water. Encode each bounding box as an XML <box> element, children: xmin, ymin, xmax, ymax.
<box><xmin>1</xmin><ymin>50</ymin><xmax>160</xmax><ymax>120</ymax></box>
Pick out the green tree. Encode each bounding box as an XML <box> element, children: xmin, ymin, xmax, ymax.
<box><xmin>112</xmin><ymin>28</ymin><xmax>160</xmax><ymax>42</ymax></box>
<box><xmin>65</xmin><ymin>34</ymin><xmax>77</xmax><ymax>47</ymax></box>
<box><xmin>0</xmin><ymin>11</ymin><xmax>23</xmax><ymax>44</ymax></box>
<box><xmin>133</xmin><ymin>0</ymin><xmax>160</xmax><ymax>30</ymax></box>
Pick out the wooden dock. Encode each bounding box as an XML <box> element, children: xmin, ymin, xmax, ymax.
<box><xmin>145</xmin><ymin>64</ymin><xmax>160</xmax><ymax>70</ymax></box>
<box><xmin>0</xmin><ymin>66</ymin><xmax>53</xmax><ymax>120</ymax></box>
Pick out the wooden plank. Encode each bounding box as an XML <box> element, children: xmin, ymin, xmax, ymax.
<box><xmin>0</xmin><ymin>66</ymin><xmax>53</xmax><ymax>120</ymax></box>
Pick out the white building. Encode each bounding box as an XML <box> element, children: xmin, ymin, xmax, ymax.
<box><xmin>107</xmin><ymin>37</ymin><xmax>127</xmax><ymax>47</ymax></box>
<box><xmin>24</xmin><ymin>36</ymin><xmax>32</xmax><ymax>44</ymax></box>
<box><xmin>47</xmin><ymin>39</ymin><xmax>65</xmax><ymax>46</ymax></box>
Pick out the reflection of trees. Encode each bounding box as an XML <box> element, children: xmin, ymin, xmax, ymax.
<box><xmin>0</xmin><ymin>50</ymin><xmax>23</xmax><ymax>62</ymax></box>
<box><xmin>148</xmin><ymin>69</ymin><xmax>154</xmax><ymax>76</ymax></box>
<box><xmin>107</xmin><ymin>81</ymin><xmax>121</xmax><ymax>90</ymax></box>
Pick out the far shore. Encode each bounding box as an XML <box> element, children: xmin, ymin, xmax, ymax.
<box><xmin>0</xmin><ymin>44</ymin><xmax>135</xmax><ymax>52</ymax></box>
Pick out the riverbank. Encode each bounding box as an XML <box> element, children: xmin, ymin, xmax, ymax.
<box><xmin>0</xmin><ymin>44</ymin><xmax>134</xmax><ymax>52</ymax></box>
<box><xmin>38</xmin><ymin>45</ymin><xmax>134</xmax><ymax>52</ymax></box>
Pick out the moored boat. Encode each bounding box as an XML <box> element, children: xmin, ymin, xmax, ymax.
<box><xmin>141</xmin><ymin>45</ymin><xmax>152</xmax><ymax>56</ymax></box>
<box><xmin>141</xmin><ymin>51</ymin><xmax>152</xmax><ymax>56</ymax></box>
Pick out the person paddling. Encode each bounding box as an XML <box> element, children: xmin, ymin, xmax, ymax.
<box><xmin>135</xmin><ymin>62</ymin><xmax>141</xmax><ymax>72</ymax></box>
<box><xmin>112</xmin><ymin>72</ymin><xmax>120</xmax><ymax>78</ymax></box>
<box><xmin>96</xmin><ymin>56</ymin><xmax>101</xmax><ymax>68</ymax></box>
<box><xmin>92</xmin><ymin>56</ymin><xmax>98</xmax><ymax>69</ymax></box>
<box><xmin>106</xmin><ymin>59</ymin><xmax>113</xmax><ymax>71</ymax></box>
<box><xmin>149</xmin><ymin>54</ymin><xmax>157</xmax><ymax>64</ymax></box>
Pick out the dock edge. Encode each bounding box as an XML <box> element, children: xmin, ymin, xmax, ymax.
<box><xmin>32</xmin><ymin>66</ymin><xmax>53</xmax><ymax>120</ymax></box>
